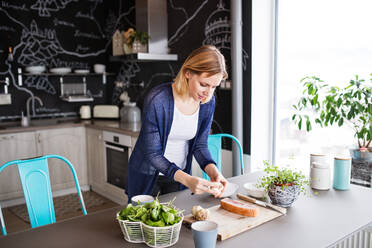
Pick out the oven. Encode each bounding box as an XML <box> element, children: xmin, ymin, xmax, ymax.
<box><xmin>103</xmin><ymin>131</ymin><xmax>132</xmax><ymax>190</ymax></box>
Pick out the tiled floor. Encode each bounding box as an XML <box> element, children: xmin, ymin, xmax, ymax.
<box><xmin>2</xmin><ymin>191</ymin><xmax>120</xmax><ymax>234</ymax></box>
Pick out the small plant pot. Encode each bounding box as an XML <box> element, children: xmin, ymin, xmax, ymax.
<box><xmin>123</xmin><ymin>44</ymin><xmax>132</xmax><ymax>54</ymax></box>
<box><xmin>132</xmin><ymin>39</ymin><xmax>148</xmax><ymax>53</ymax></box>
<box><xmin>350</xmin><ymin>148</ymin><xmax>372</xmax><ymax>188</ymax></box>
<box><xmin>268</xmin><ymin>184</ymin><xmax>300</xmax><ymax>208</ymax></box>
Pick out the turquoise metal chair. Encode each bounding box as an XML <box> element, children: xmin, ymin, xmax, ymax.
<box><xmin>203</xmin><ymin>133</ymin><xmax>244</xmax><ymax>180</ymax></box>
<box><xmin>0</xmin><ymin>155</ymin><xmax>87</xmax><ymax>236</ymax></box>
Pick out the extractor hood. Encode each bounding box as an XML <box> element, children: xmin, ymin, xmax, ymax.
<box><xmin>129</xmin><ymin>0</ymin><xmax>177</xmax><ymax>61</ymax></box>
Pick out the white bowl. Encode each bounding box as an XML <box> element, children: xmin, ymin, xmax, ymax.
<box><xmin>243</xmin><ymin>182</ymin><xmax>266</xmax><ymax>198</ymax></box>
<box><xmin>25</xmin><ymin>65</ymin><xmax>46</xmax><ymax>74</ymax></box>
<box><xmin>74</xmin><ymin>69</ymin><xmax>90</xmax><ymax>74</ymax></box>
<box><xmin>93</xmin><ymin>64</ymin><xmax>106</xmax><ymax>73</ymax></box>
<box><xmin>131</xmin><ymin>195</ymin><xmax>154</xmax><ymax>205</ymax></box>
<box><xmin>50</xmin><ymin>67</ymin><xmax>71</xmax><ymax>74</ymax></box>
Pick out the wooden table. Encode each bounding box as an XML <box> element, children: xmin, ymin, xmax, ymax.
<box><xmin>1</xmin><ymin>172</ymin><xmax>372</xmax><ymax>248</ymax></box>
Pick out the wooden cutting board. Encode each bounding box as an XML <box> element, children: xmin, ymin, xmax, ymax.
<box><xmin>183</xmin><ymin>199</ymin><xmax>284</xmax><ymax>240</ymax></box>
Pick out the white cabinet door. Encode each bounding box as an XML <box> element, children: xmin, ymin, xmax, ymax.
<box><xmin>86</xmin><ymin>128</ymin><xmax>105</xmax><ymax>188</ymax></box>
<box><xmin>35</xmin><ymin>127</ymin><xmax>88</xmax><ymax>191</ymax></box>
<box><xmin>0</xmin><ymin>132</ymin><xmax>37</xmax><ymax>200</ymax></box>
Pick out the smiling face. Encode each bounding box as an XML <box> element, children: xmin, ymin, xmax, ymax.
<box><xmin>185</xmin><ymin>71</ymin><xmax>223</xmax><ymax>103</ymax></box>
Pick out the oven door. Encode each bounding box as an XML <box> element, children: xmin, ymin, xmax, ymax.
<box><xmin>104</xmin><ymin>142</ymin><xmax>130</xmax><ymax>190</ymax></box>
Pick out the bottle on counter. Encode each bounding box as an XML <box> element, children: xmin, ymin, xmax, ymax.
<box><xmin>120</xmin><ymin>102</ymin><xmax>141</xmax><ymax>123</ymax></box>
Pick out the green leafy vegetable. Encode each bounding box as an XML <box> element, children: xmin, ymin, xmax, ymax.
<box><xmin>117</xmin><ymin>195</ymin><xmax>183</xmax><ymax>227</ymax></box>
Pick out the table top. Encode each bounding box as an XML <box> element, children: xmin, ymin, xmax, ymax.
<box><xmin>1</xmin><ymin>172</ymin><xmax>372</xmax><ymax>248</ymax></box>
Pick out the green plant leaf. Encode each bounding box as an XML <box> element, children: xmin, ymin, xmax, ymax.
<box><xmin>338</xmin><ymin>118</ymin><xmax>344</xmax><ymax>127</ymax></box>
<box><xmin>306</xmin><ymin>119</ymin><xmax>312</xmax><ymax>131</ymax></box>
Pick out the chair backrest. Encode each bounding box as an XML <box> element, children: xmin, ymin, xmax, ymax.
<box><xmin>203</xmin><ymin>133</ymin><xmax>244</xmax><ymax>180</ymax></box>
<box><xmin>0</xmin><ymin>155</ymin><xmax>87</xmax><ymax>236</ymax></box>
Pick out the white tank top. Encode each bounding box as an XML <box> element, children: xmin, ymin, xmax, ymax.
<box><xmin>163</xmin><ymin>105</ymin><xmax>199</xmax><ymax>172</ymax></box>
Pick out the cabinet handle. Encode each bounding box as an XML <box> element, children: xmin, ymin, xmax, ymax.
<box><xmin>37</xmin><ymin>133</ymin><xmax>41</xmax><ymax>143</ymax></box>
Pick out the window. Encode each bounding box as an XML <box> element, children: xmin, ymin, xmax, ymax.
<box><xmin>275</xmin><ymin>0</ymin><xmax>372</xmax><ymax>172</ymax></box>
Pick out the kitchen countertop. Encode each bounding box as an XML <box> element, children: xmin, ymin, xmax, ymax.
<box><xmin>1</xmin><ymin>173</ymin><xmax>371</xmax><ymax>248</ymax></box>
<box><xmin>0</xmin><ymin>117</ymin><xmax>140</xmax><ymax>137</ymax></box>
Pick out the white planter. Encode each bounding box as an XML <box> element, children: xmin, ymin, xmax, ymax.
<box><xmin>132</xmin><ymin>40</ymin><xmax>148</xmax><ymax>53</ymax></box>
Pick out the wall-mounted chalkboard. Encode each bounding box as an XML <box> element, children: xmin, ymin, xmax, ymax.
<box><xmin>0</xmin><ymin>0</ymin><xmax>251</xmax><ymax>153</ymax></box>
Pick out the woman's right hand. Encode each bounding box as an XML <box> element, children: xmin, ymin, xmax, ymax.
<box><xmin>174</xmin><ymin>170</ymin><xmax>223</xmax><ymax>195</ymax></box>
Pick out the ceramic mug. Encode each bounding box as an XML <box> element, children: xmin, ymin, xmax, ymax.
<box><xmin>93</xmin><ymin>64</ymin><xmax>106</xmax><ymax>73</ymax></box>
<box><xmin>310</xmin><ymin>166</ymin><xmax>330</xmax><ymax>190</ymax></box>
<box><xmin>333</xmin><ymin>157</ymin><xmax>351</xmax><ymax>190</ymax></box>
<box><xmin>191</xmin><ymin>221</ymin><xmax>218</xmax><ymax>248</ymax></box>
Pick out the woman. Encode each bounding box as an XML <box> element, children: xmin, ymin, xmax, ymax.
<box><xmin>127</xmin><ymin>45</ymin><xmax>228</xmax><ymax>201</ymax></box>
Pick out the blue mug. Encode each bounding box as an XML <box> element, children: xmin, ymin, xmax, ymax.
<box><xmin>333</xmin><ymin>157</ymin><xmax>351</xmax><ymax>190</ymax></box>
<box><xmin>191</xmin><ymin>221</ymin><xmax>218</xmax><ymax>248</ymax></box>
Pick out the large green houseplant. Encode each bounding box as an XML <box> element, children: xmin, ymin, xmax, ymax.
<box><xmin>292</xmin><ymin>74</ymin><xmax>372</xmax><ymax>186</ymax></box>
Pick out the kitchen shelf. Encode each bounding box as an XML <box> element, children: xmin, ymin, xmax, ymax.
<box><xmin>17</xmin><ymin>67</ymin><xmax>116</xmax><ymax>86</ymax></box>
<box><xmin>21</xmin><ymin>72</ymin><xmax>116</xmax><ymax>76</ymax></box>
<box><xmin>110</xmin><ymin>53</ymin><xmax>178</xmax><ymax>62</ymax></box>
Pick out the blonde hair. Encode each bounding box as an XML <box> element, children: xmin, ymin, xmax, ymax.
<box><xmin>174</xmin><ymin>45</ymin><xmax>228</xmax><ymax>103</ymax></box>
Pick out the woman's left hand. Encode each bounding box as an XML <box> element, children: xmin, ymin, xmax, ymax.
<box><xmin>204</xmin><ymin>164</ymin><xmax>228</xmax><ymax>198</ymax></box>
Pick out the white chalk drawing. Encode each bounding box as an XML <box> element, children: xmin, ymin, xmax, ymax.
<box><xmin>36</xmin><ymin>107</ymin><xmax>61</xmax><ymax>113</ymax></box>
<box><xmin>116</xmin><ymin>61</ymin><xmax>141</xmax><ymax>83</ymax></box>
<box><xmin>31</xmin><ymin>0</ymin><xmax>78</xmax><ymax>17</ymax></box>
<box><xmin>0</xmin><ymin>25</ymin><xmax>16</xmax><ymax>32</ymax></box>
<box><xmin>17</xmin><ymin>20</ymin><xmax>64</xmax><ymax>66</ymax></box>
<box><xmin>0</xmin><ymin>7</ymin><xmax>28</xmax><ymax>30</ymax></box>
<box><xmin>0</xmin><ymin>1</ymin><xmax>117</xmax><ymax>120</ymax></box>
<box><xmin>114</xmin><ymin>6</ymin><xmax>135</xmax><ymax>29</ymax></box>
<box><xmin>112</xmin><ymin>61</ymin><xmax>141</xmax><ymax>104</ymax></box>
<box><xmin>202</xmin><ymin>0</ymin><xmax>249</xmax><ymax>70</ymax></box>
<box><xmin>75</xmin><ymin>8</ymin><xmax>105</xmax><ymax>38</ymax></box>
<box><xmin>24</xmin><ymin>76</ymin><xmax>56</xmax><ymax>95</ymax></box>
<box><xmin>168</xmin><ymin>0</ymin><xmax>209</xmax><ymax>46</ymax></box>
<box><xmin>3</xmin><ymin>60</ymin><xmax>37</xmax><ymax>116</ymax></box>
<box><xmin>75</xmin><ymin>44</ymin><xmax>90</xmax><ymax>53</ymax></box>
<box><xmin>1</xmin><ymin>2</ymin><xmax>29</xmax><ymax>11</ymax></box>
<box><xmin>74</xmin><ymin>29</ymin><xmax>101</xmax><ymax>40</ymax></box>
<box><xmin>53</xmin><ymin>17</ymin><xmax>75</xmax><ymax>27</ymax></box>
<box><xmin>87</xmin><ymin>89</ymin><xmax>103</xmax><ymax>98</ymax></box>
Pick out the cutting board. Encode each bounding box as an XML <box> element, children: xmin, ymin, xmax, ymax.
<box><xmin>183</xmin><ymin>199</ymin><xmax>284</xmax><ymax>240</ymax></box>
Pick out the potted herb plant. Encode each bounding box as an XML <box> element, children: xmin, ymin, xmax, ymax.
<box><xmin>123</xmin><ymin>28</ymin><xmax>150</xmax><ymax>54</ymax></box>
<box><xmin>256</xmin><ymin>161</ymin><xmax>309</xmax><ymax>207</ymax></box>
<box><xmin>292</xmin><ymin>75</ymin><xmax>372</xmax><ymax>187</ymax></box>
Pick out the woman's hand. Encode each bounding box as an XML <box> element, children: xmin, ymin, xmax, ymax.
<box><xmin>174</xmin><ymin>170</ymin><xmax>224</xmax><ymax>195</ymax></box>
<box><xmin>204</xmin><ymin>163</ymin><xmax>228</xmax><ymax>198</ymax></box>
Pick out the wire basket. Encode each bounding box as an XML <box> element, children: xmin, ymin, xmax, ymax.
<box><xmin>117</xmin><ymin>212</ymin><xmax>183</xmax><ymax>248</ymax></box>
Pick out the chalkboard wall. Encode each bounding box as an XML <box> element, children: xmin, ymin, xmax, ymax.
<box><xmin>0</xmin><ymin>0</ymin><xmax>251</xmax><ymax>153</ymax></box>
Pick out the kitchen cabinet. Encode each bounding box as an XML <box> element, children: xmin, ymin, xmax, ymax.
<box><xmin>0</xmin><ymin>132</ymin><xmax>37</xmax><ymax>200</ymax></box>
<box><xmin>86</xmin><ymin>128</ymin><xmax>105</xmax><ymax>190</ymax></box>
<box><xmin>35</xmin><ymin>127</ymin><xmax>88</xmax><ymax>191</ymax></box>
<box><xmin>86</xmin><ymin>128</ymin><xmax>138</xmax><ymax>205</ymax></box>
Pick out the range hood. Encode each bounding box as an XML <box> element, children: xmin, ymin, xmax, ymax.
<box><xmin>134</xmin><ymin>0</ymin><xmax>177</xmax><ymax>61</ymax></box>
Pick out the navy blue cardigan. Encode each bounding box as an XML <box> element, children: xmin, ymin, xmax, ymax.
<box><xmin>126</xmin><ymin>82</ymin><xmax>216</xmax><ymax>200</ymax></box>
